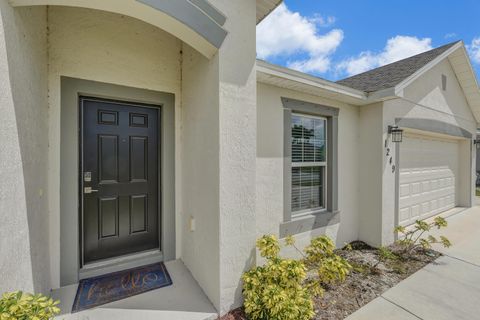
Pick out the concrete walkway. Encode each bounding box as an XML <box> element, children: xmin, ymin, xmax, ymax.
<box><xmin>346</xmin><ymin>206</ymin><xmax>480</xmax><ymax>320</ymax></box>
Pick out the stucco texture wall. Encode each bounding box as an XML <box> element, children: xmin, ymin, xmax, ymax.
<box><xmin>386</xmin><ymin>59</ymin><xmax>476</xmax><ymax>135</ymax></box>
<box><xmin>0</xmin><ymin>3</ymin><xmax>256</xmax><ymax>313</ymax></box>
<box><xmin>384</xmin><ymin>59</ymin><xmax>476</xmax><ymax>237</ymax></box>
<box><xmin>0</xmin><ymin>2</ymin><xmax>49</xmax><ymax>294</ymax></box>
<box><xmin>357</xmin><ymin>102</ymin><xmax>385</xmax><ymax>246</ymax></box>
<box><xmin>181</xmin><ymin>43</ymin><xmax>221</xmax><ymax>309</ymax></box>
<box><xmin>182</xmin><ymin>0</ymin><xmax>258</xmax><ymax>312</ymax></box>
<box><xmin>256</xmin><ymin>83</ymin><xmax>360</xmax><ymax>252</ymax></box>
<box><xmin>359</xmin><ymin>58</ymin><xmax>477</xmax><ymax>246</ymax></box>
<box><xmin>0</xmin><ymin>1</ymin><xmax>258</xmax><ymax>314</ymax></box>
<box><xmin>181</xmin><ymin>0</ymin><xmax>258</xmax><ymax>312</ymax></box>
<box><xmin>47</xmin><ymin>6</ymin><xmax>182</xmax><ymax>288</ymax></box>
<box><xmin>212</xmin><ymin>0</ymin><xmax>258</xmax><ymax>313</ymax></box>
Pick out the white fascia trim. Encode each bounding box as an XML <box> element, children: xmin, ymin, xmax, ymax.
<box><xmin>394</xmin><ymin>41</ymin><xmax>464</xmax><ymax>97</ymax></box>
<box><xmin>456</xmin><ymin>45</ymin><xmax>480</xmax><ymax>90</ymax></box>
<box><xmin>453</xmin><ymin>46</ymin><xmax>480</xmax><ymax>123</ymax></box>
<box><xmin>256</xmin><ymin>60</ymin><xmax>368</xmax><ymax>101</ymax></box>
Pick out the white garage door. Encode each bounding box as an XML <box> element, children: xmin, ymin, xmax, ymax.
<box><xmin>398</xmin><ymin>132</ymin><xmax>459</xmax><ymax>226</ymax></box>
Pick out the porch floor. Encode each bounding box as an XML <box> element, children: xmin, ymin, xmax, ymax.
<box><xmin>51</xmin><ymin>260</ymin><xmax>217</xmax><ymax>320</ymax></box>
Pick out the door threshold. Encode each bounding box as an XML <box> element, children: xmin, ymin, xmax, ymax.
<box><xmin>80</xmin><ymin>249</ymin><xmax>163</xmax><ymax>280</ymax></box>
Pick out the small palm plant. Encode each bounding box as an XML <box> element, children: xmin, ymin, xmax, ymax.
<box><xmin>394</xmin><ymin>216</ymin><xmax>452</xmax><ymax>254</ymax></box>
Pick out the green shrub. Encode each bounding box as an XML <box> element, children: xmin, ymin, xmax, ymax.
<box><xmin>304</xmin><ymin>236</ymin><xmax>352</xmax><ymax>285</ymax></box>
<box><xmin>377</xmin><ymin>246</ymin><xmax>398</xmax><ymax>261</ymax></box>
<box><xmin>371</xmin><ymin>246</ymin><xmax>399</xmax><ymax>270</ymax></box>
<box><xmin>0</xmin><ymin>291</ymin><xmax>60</xmax><ymax>320</ymax></box>
<box><xmin>242</xmin><ymin>234</ymin><xmax>352</xmax><ymax>320</ymax></box>
<box><xmin>394</xmin><ymin>216</ymin><xmax>452</xmax><ymax>254</ymax></box>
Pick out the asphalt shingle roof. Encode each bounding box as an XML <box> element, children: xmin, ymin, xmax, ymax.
<box><xmin>336</xmin><ymin>41</ymin><xmax>460</xmax><ymax>93</ymax></box>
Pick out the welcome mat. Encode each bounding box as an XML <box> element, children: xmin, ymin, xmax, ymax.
<box><xmin>72</xmin><ymin>262</ymin><xmax>172</xmax><ymax>313</ymax></box>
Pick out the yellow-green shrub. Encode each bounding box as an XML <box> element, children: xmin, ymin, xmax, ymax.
<box><xmin>0</xmin><ymin>291</ymin><xmax>60</xmax><ymax>320</ymax></box>
<box><xmin>304</xmin><ymin>236</ymin><xmax>352</xmax><ymax>285</ymax></box>
<box><xmin>242</xmin><ymin>234</ymin><xmax>352</xmax><ymax>320</ymax></box>
<box><xmin>394</xmin><ymin>216</ymin><xmax>452</xmax><ymax>254</ymax></box>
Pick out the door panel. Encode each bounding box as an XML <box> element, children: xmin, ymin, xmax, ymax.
<box><xmin>98</xmin><ymin>135</ymin><xmax>119</xmax><ymax>182</ymax></box>
<box><xmin>81</xmin><ymin>97</ymin><xmax>160</xmax><ymax>264</ymax></box>
<box><xmin>399</xmin><ymin>133</ymin><xmax>459</xmax><ymax>226</ymax></box>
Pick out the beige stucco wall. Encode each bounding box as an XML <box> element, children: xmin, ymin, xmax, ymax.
<box><xmin>213</xmin><ymin>0</ymin><xmax>258</xmax><ymax>313</ymax></box>
<box><xmin>3</xmin><ymin>2</ymin><xmax>474</xmax><ymax>315</ymax></box>
<box><xmin>9</xmin><ymin>0</ymin><xmax>219</xmax><ymax>58</ymax></box>
<box><xmin>182</xmin><ymin>0</ymin><xmax>258</xmax><ymax>313</ymax></box>
<box><xmin>386</xmin><ymin>59</ymin><xmax>476</xmax><ymax>136</ymax></box>
<box><xmin>0</xmin><ymin>3</ymin><xmax>49</xmax><ymax>294</ymax></box>
<box><xmin>358</xmin><ymin>102</ymin><xmax>384</xmax><ymax>246</ymax></box>
<box><xmin>385</xmin><ymin>58</ymin><xmax>476</xmax><ymax>238</ymax></box>
<box><xmin>359</xmin><ymin>58</ymin><xmax>477</xmax><ymax>246</ymax></box>
<box><xmin>181</xmin><ymin>0</ymin><xmax>258</xmax><ymax>313</ymax></box>
<box><xmin>256</xmin><ymin>83</ymin><xmax>361</xmax><ymax>252</ymax></box>
<box><xmin>0</xmin><ymin>2</ymin><xmax>257</xmax><ymax>312</ymax></box>
<box><xmin>47</xmin><ymin>6</ymin><xmax>183</xmax><ymax>289</ymax></box>
<box><xmin>181</xmin><ymin>43</ymin><xmax>221</xmax><ymax>309</ymax></box>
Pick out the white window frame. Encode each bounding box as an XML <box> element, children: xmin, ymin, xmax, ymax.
<box><xmin>291</xmin><ymin>113</ymin><xmax>328</xmax><ymax>217</ymax></box>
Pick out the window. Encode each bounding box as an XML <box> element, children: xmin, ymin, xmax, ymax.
<box><xmin>291</xmin><ymin>114</ymin><xmax>327</xmax><ymax>215</ymax></box>
<box><xmin>280</xmin><ymin>97</ymin><xmax>339</xmax><ymax>237</ymax></box>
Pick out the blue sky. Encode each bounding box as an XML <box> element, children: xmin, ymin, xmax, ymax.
<box><xmin>256</xmin><ymin>0</ymin><xmax>480</xmax><ymax>81</ymax></box>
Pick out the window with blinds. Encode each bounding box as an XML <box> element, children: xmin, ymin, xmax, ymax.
<box><xmin>291</xmin><ymin>114</ymin><xmax>326</xmax><ymax>215</ymax></box>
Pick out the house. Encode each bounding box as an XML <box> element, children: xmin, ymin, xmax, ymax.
<box><xmin>0</xmin><ymin>0</ymin><xmax>478</xmax><ymax>317</ymax></box>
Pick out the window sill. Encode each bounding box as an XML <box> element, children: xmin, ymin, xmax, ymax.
<box><xmin>279</xmin><ymin>210</ymin><xmax>340</xmax><ymax>238</ymax></box>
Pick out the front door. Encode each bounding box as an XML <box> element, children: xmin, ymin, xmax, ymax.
<box><xmin>81</xmin><ymin>97</ymin><xmax>160</xmax><ymax>264</ymax></box>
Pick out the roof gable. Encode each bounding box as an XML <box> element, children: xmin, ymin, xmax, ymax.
<box><xmin>336</xmin><ymin>41</ymin><xmax>460</xmax><ymax>93</ymax></box>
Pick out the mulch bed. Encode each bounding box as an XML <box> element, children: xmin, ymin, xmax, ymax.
<box><xmin>219</xmin><ymin>241</ymin><xmax>441</xmax><ymax>320</ymax></box>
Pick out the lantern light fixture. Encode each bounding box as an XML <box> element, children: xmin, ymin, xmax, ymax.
<box><xmin>388</xmin><ymin>125</ymin><xmax>404</xmax><ymax>143</ymax></box>
<box><xmin>474</xmin><ymin>138</ymin><xmax>480</xmax><ymax>149</ymax></box>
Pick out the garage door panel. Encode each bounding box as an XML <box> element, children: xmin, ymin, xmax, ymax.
<box><xmin>400</xmin><ymin>184</ymin><xmax>455</xmax><ymax>205</ymax></box>
<box><xmin>399</xmin><ymin>133</ymin><xmax>459</xmax><ymax>226</ymax></box>
<box><xmin>400</xmin><ymin>180</ymin><xmax>455</xmax><ymax>202</ymax></box>
<box><xmin>399</xmin><ymin>207</ymin><xmax>410</xmax><ymax>223</ymax></box>
<box><xmin>400</xmin><ymin>167</ymin><xmax>455</xmax><ymax>183</ymax></box>
<box><xmin>400</xmin><ymin>197</ymin><xmax>455</xmax><ymax>226</ymax></box>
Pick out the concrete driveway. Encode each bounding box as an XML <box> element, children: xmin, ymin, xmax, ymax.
<box><xmin>346</xmin><ymin>206</ymin><xmax>480</xmax><ymax>320</ymax></box>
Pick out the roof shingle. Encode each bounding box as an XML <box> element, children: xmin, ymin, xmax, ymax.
<box><xmin>336</xmin><ymin>41</ymin><xmax>461</xmax><ymax>93</ymax></box>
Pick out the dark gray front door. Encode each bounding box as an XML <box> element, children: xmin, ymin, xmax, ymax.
<box><xmin>81</xmin><ymin>97</ymin><xmax>160</xmax><ymax>264</ymax></box>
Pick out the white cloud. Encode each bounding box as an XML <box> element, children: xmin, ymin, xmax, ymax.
<box><xmin>444</xmin><ymin>32</ymin><xmax>457</xmax><ymax>39</ymax></box>
<box><xmin>310</xmin><ymin>14</ymin><xmax>336</xmax><ymax>27</ymax></box>
<box><xmin>256</xmin><ymin>3</ymin><xmax>343</xmax><ymax>74</ymax></box>
<box><xmin>337</xmin><ymin>36</ymin><xmax>433</xmax><ymax>76</ymax></box>
<box><xmin>467</xmin><ymin>37</ymin><xmax>480</xmax><ymax>64</ymax></box>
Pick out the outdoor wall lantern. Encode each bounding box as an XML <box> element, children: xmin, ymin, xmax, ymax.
<box><xmin>474</xmin><ymin>138</ymin><xmax>480</xmax><ymax>149</ymax></box>
<box><xmin>388</xmin><ymin>125</ymin><xmax>404</xmax><ymax>143</ymax></box>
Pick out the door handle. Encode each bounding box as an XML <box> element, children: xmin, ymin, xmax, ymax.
<box><xmin>84</xmin><ymin>187</ymin><xmax>99</xmax><ymax>194</ymax></box>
